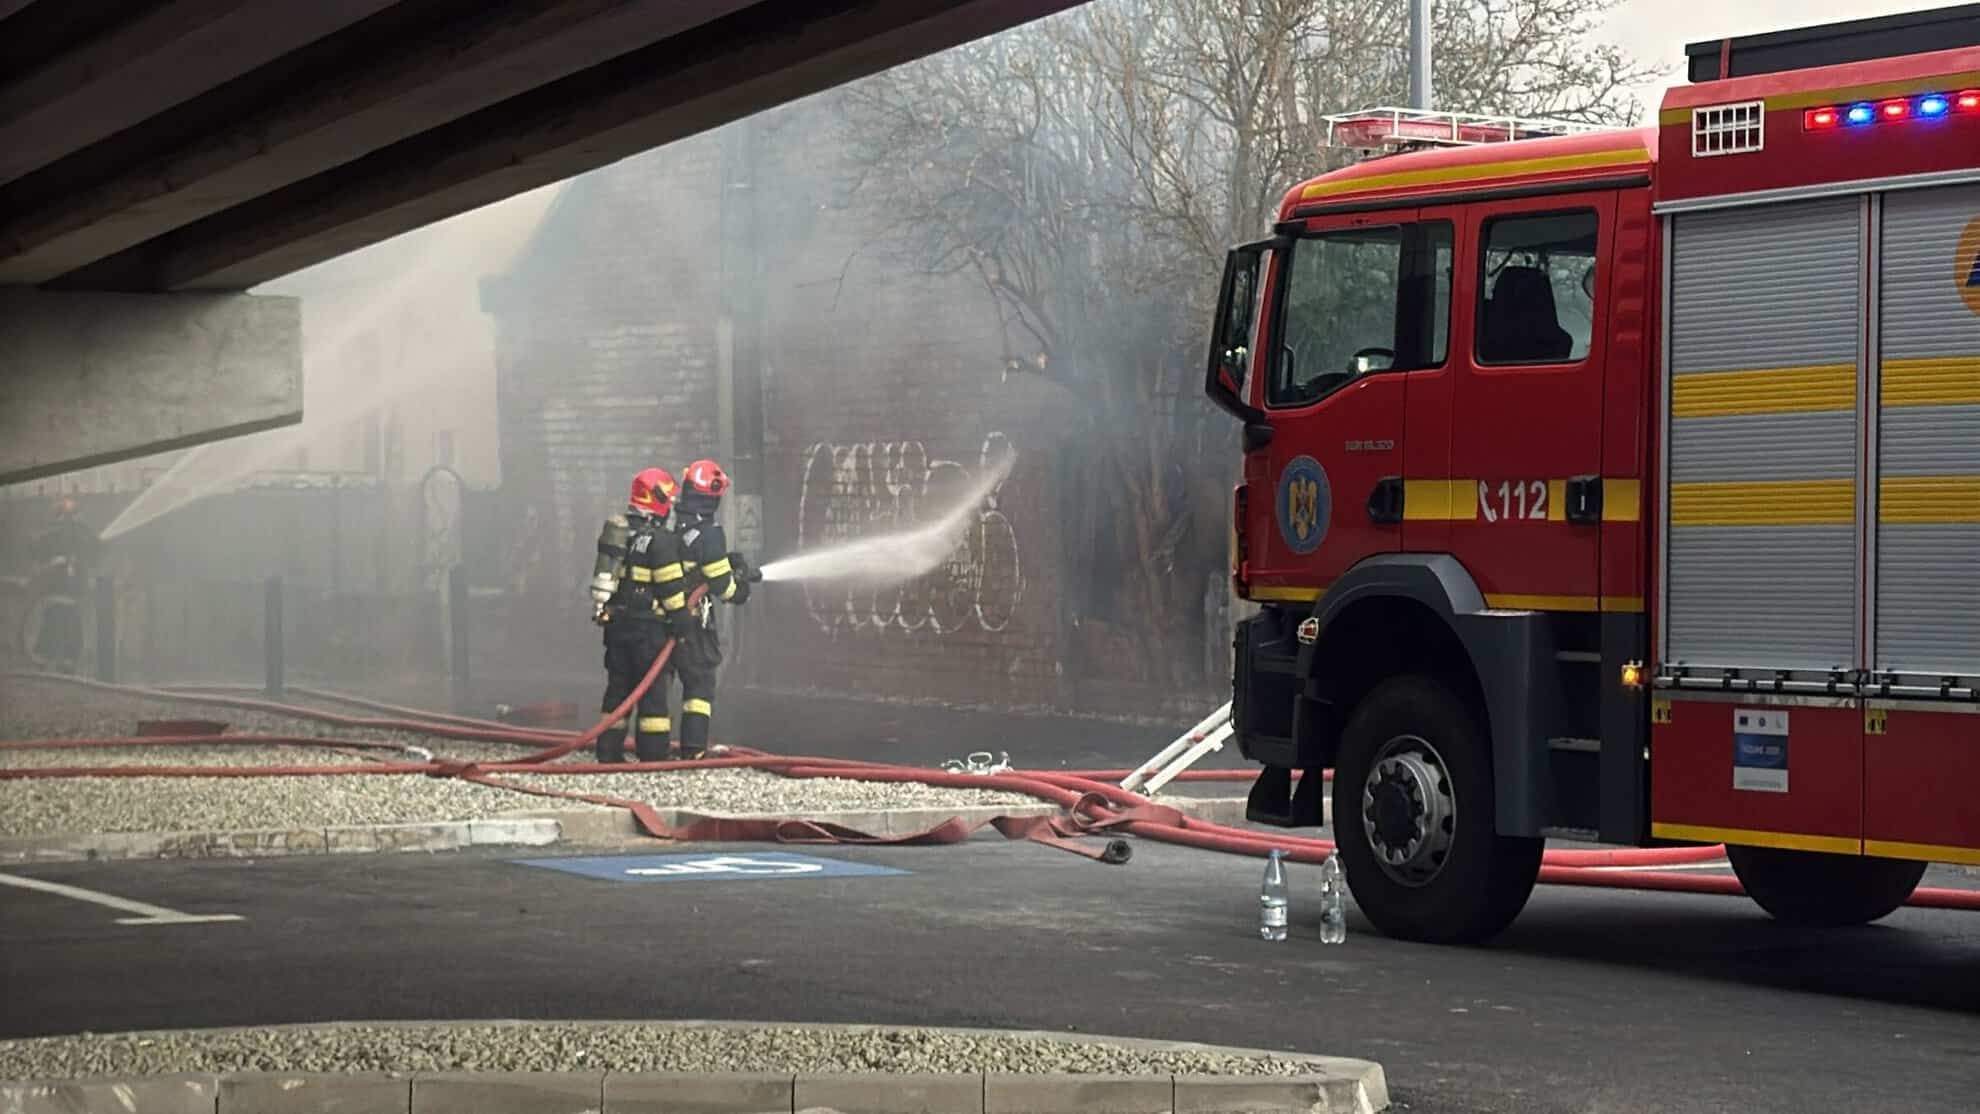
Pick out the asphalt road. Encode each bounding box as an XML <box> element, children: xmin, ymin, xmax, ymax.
<box><xmin>4</xmin><ymin>839</ymin><xmax>1978</xmax><ymax>1113</ymax></box>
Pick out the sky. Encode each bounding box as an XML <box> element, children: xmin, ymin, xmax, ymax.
<box><xmin>1605</xmin><ymin>0</ymin><xmax>1954</xmax><ymax>121</ymax></box>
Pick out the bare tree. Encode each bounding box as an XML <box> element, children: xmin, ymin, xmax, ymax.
<box><xmin>836</xmin><ymin>0</ymin><xmax>1650</xmax><ymax>693</ymax></box>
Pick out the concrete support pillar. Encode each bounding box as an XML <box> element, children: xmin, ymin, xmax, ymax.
<box><xmin>0</xmin><ymin>288</ymin><xmax>301</xmax><ymax>484</ymax></box>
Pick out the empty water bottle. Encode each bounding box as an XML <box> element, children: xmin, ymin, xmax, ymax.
<box><xmin>1319</xmin><ymin>851</ymin><xmax>1347</xmax><ymax>944</ymax></box>
<box><xmin>1259</xmin><ymin>849</ymin><xmax>1290</xmax><ymax>941</ymax></box>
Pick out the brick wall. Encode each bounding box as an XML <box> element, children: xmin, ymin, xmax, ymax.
<box><xmin>486</xmin><ymin>99</ymin><xmax>1221</xmax><ymax>718</ymax></box>
<box><xmin>483</xmin><ymin>134</ymin><xmax>727</xmax><ymax>675</ymax></box>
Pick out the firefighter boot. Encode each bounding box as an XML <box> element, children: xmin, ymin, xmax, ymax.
<box><xmin>634</xmin><ymin>715</ymin><xmax>671</xmax><ymax>763</ymax></box>
<box><xmin>678</xmin><ymin>697</ymin><xmax>711</xmax><ymax>760</ymax></box>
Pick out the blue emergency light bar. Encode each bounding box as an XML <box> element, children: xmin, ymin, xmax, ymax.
<box><xmin>1807</xmin><ymin>90</ymin><xmax>1980</xmax><ymax>129</ymax></box>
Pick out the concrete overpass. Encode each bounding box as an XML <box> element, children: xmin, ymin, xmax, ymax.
<box><xmin>0</xmin><ymin>0</ymin><xmax>1079</xmax><ymax>484</ymax></box>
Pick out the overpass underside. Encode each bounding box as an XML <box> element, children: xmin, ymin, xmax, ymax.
<box><xmin>0</xmin><ymin>0</ymin><xmax>1077</xmax><ymax>484</ymax></box>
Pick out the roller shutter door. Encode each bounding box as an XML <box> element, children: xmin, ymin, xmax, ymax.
<box><xmin>1876</xmin><ymin>185</ymin><xmax>1980</xmax><ymax>685</ymax></box>
<box><xmin>1665</xmin><ymin>197</ymin><xmax>1862</xmax><ymax>676</ymax></box>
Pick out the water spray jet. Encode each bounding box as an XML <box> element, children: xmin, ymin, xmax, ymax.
<box><xmin>756</xmin><ymin>454</ymin><xmax>1015</xmax><ymax>586</ymax></box>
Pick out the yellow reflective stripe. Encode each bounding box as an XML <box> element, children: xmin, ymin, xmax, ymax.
<box><xmin>605</xmin><ymin>719</ymin><xmax>627</xmax><ymax>731</ymax></box>
<box><xmin>1863</xmin><ymin>838</ymin><xmax>1980</xmax><ymax>866</ymax></box>
<box><xmin>720</xmin><ymin>580</ymin><xmax>738</xmax><ymax>601</ymax></box>
<box><xmin>1651</xmin><ymin>821</ymin><xmax>1859</xmax><ymax>855</ymax></box>
<box><xmin>652</xmin><ymin>562</ymin><xmax>685</xmax><ymax>583</ymax></box>
<box><xmin>1883</xmin><ymin>357</ymin><xmax>1980</xmax><ymax>407</ymax></box>
<box><xmin>628</xmin><ymin>567</ymin><xmax>653</xmax><ymax>583</ymax></box>
<box><xmin>1669</xmin><ymin>479</ymin><xmax>1854</xmax><ymax>526</ymax></box>
<box><xmin>1299</xmin><ymin>146</ymin><xmax>1647</xmax><ymax>200</ymax></box>
<box><xmin>1403</xmin><ymin>478</ymin><xmax>1474</xmax><ymax>521</ymax></box>
<box><xmin>1252</xmin><ymin>585</ymin><xmax>1635</xmax><ymax>611</ymax></box>
<box><xmin>683</xmin><ymin>698</ymin><xmax>712</xmax><ymax>716</ymax></box>
<box><xmin>1670</xmin><ymin>365</ymin><xmax>1856</xmax><ymax>418</ymax></box>
<box><xmin>1401</xmin><ymin>477</ymin><xmax>1638</xmax><ymax>522</ymax></box>
<box><xmin>1485</xmin><ymin>593</ymin><xmax>1598</xmax><ymax>613</ymax></box>
<box><xmin>1249</xmin><ymin>585</ymin><xmax>1327</xmax><ymax>603</ymax></box>
<box><xmin>660</xmin><ymin>592</ymin><xmax>688</xmax><ymax>611</ymax></box>
<box><xmin>702</xmin><ymin>557</ymin><xmax>733</xmax><ymax>578</ymax></box>
<box><xmin>1880</xmin><ymin>476</ymin><xmax>1980</xmax><ymax>524</ymax></box>
<box><xmin>637</xmin><ymin>716</ymin><xmax>670</xmax><ymax>733</ymax></box>
<box><xmin>1603</xmin><ymin>478</ymin><xmax>1641</xmax><ymax>523</ymax></box>
<box><xmin>1480</xmin><ymin>593</ymin><xmax>1643</xmax><ymax>613</ymax></box>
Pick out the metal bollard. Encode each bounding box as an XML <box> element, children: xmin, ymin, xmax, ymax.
<box><xmin>93</xmin><ymin>575</ymin><xmax>115</xmax><ymax>683</ymax></box>
<box><xmin>448</xmin><ymin>564</ymin><xmax>469</xmax><ymax>713</ymax></box>
<box><xmin>264</xmin><ymin>576</ymin><xmax>284</xmax><ymax>697</ymax></box>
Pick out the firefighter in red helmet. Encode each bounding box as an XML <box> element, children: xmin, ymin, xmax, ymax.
<box><xmin>590</xmin><ymin>467</ymin><xmax>688</xmax><ymax>762</ymax></box>
<box><xmin>668</xmin><ymin>458</ymin><xmax>758</xmax><ymax>759</ymax></box>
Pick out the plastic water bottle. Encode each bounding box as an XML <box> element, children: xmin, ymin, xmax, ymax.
<box><xmin>1318</xmin><ymin>851</ymin><xmax>1347</xmax><ymax>945</ymax></box>
<box><xmin>1258</xmin><ymin>849</ymin><xmax>1290</xmax><ymax>941</ymax></box>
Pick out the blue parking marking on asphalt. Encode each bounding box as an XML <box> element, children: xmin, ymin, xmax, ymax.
<box><xmin>512</xmin><ymin>851</ymin><xmax>910</xmax><ymax>882</ymax></box>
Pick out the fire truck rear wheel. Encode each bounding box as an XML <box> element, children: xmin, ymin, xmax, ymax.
<box><xmin>1332</xmin><ymin>674</ymin><xmax>1542</xmax><ymax>944</ymax></box>
<box><xmin>1725</xmin><ymin>845</ymin><xmax>1925</xmax><ymax>927</ymax></box>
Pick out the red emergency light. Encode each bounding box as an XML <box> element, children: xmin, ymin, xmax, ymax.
<box><xmin>1804</xmin><ymin>91</ymin><xmax>1980</xmax><ymax>130</ymax></box>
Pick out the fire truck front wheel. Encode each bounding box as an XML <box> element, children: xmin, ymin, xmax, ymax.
<box><xmin>1725</xmin><ymin>845</ymin><xmax>1925</xmax><ymax>927</ymax></box>
<box><xmin>1332</xmin><ymin>674</ymin><xmax>1542</xmax><ymax>944</ymax></box>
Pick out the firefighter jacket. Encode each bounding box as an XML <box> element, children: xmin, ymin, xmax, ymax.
<box><xmin>603</xmin><ymin>515</ymin><xmax>689</xmax><ymax>625</ymax></box>
<box><xmin>678</xmin><ymin>515</ymin><xmax>748</xmax><ymax>628</ymax></box>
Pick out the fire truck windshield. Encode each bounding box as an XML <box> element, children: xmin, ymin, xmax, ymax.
<box><xmin>1270</xmin><ymin>222</ymin><xmax>1452</xmax><ymax>408</ymax></box>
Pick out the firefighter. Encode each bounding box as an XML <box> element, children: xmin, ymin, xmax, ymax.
<box><xmin>668</xmin><ymin>458</ymin><xmax>757</xmax><ymax>759</ymax></box>
<box><xmin>592</xmin><ymin>468</ymin><xmax>690</xmax><ymax>763</ymax></box>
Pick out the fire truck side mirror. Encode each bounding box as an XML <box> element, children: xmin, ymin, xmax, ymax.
<box><xmin>1206</xmin><ymin>239</ymin><xmax>1280</xmax><ymax>424</ymax></box>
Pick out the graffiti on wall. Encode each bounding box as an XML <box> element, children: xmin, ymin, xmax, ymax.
<box><xmin>796</xmin><ymin>434</ymin><xmax>1023</xmax><ymax>634</ymax></box>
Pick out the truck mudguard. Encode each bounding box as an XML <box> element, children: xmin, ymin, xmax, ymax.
<box><xmin>1295</xmin><ymin>553</ymin><xmax>1561</xmax><ymax>837</ymax></box>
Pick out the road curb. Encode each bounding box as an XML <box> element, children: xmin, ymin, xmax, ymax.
<box><xmin>0</xmin><ymin>1021</ymin><xmax>1388</xmax><ymax>1113</ymax></box>
<box><xmin>0</xmin><ymin>816</ymin><xmax>565</xmax><ymax>863</ymax></box>
<box><xmin>0</xmin><ymin>798</ymin><xmax>1251</xmax><ymax>862</ymax></box>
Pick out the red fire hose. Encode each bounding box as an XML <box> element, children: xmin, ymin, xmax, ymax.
<box><xmin>7</xmin><ymin>634</ymin><xmax>1979</xmax><ymax>912</ymax></box>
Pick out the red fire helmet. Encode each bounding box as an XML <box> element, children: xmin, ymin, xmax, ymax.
<box><xmin>682</xmin><ymin>459</ymin><xmax>730</xmax><ymax>498</ymax></box>
<box><xmin>628</xmin><ymin>467</ymin><xmax>677</xmax><ymax>515</ymax></box>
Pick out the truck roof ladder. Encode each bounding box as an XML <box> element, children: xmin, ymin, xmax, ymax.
<box><xmin>1321</xmin><ymin>107</ymin><xmax>1609</xmax><ymax>157</ymax></box>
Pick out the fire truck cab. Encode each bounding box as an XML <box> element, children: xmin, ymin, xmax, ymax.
<box><xmin>1206</xmin><ymin>6</ymin><xmax>1980</xmax><ymax>943</ymax></box>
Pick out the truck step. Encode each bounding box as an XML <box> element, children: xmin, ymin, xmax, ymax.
<box><xmin>1541</xmin><ymin>825</ymin><xmax>1602</xmax><ymax>842</ymax></box>
<box><xmin>1244</xmin><ymin>765</ymin><xmax>1325</xmax><ymax>828</ymax></box>
<box><xmin>1548</xmin><ymin>736</ymin><xmax>1602</xmax><ymax>752</ymax></box>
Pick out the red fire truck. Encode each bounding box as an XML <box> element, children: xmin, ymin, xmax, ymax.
<box><xmin>1206</xmin><ymin>6</ymin><xmax>1980</xmax><ymax>943</ymax></box>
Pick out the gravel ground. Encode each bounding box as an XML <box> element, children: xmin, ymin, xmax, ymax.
<box><xmin>0</xmin><ymin>1024</ymin><xmax>1315</xmax><ymax>1078</ymax></box>
<box><xmin>0</xmin><ymin>768</ymin><xmax>1046</xmax><ymax>838</ymax></box>
<box><xmin>0</xmin><ymin>773</ymin><xmax>545</xmax><ymax>837</ymax></box>
<box><xmin>0</xmin><ymin>743</ymin><xmax>376</xmax><ymax>770</ymax></box>
<box><xmin>495</xmin><ymin>768</ymin><xmax>1040</xmax><ymax>813</ymax></box>
<box><xmin>0</xmin><ymin>679</ymin><xmax>1079</xmax><ymax>840</ymax></box>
